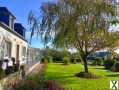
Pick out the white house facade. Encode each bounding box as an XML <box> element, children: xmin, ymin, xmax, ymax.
<box><xmin>0</xmin><ymin>7</ymin><xmax>28</xmax><ymax>67</ymax></box>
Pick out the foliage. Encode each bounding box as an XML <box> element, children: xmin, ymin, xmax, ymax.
<box><xmin>45</xmin><ymin>63</ymin><xmax>119</xmax><ymax>90</ymax></box>
<box><xmin>28</xmin><ymin>0</ymin><xmax>118</xmax><ymax>73</ymax></box>
<box><xmin>71</xmin><ymin>53</ymin><xmax>81</xmax><ymax>63</ymax></box>
<box><xmin>18</xmin><ymin>74</ymin><xmax>42</xmax><ymax>90</ymax></box>
<box><xmin>5</xmin><ymin>66</ymin><xmax>14</xmax><ymax>75</ymax></box>
<box><xmin>41</xmin><ymin>58</ymin><xmax>48</xmax><ymax>63</ymax></box>
<box><xmin>111</xmin><ymin>62</ymin><xmax>119</xmax><ymax>72</ymax></box>
<box><xmin>12</xmin><ymin>64</ymin><xmax>47</xmax><ymax>90</ymax></box>
<box><xmin>111</xmin><ymin>51</ymin><xmax>118</xmax><ymax>59</ymax></box>
<box><xmin>14</xmin><ymin>64</ymin><xmax>19</xmax><ymax>72</ymax></box>
<box><xmin>63</xmin><ymin>57</ymin><xmax>70</xmax><ymax>65</ymax></box>
<box><xmin>91</xmin><ymin>58</ymin><xmax>104</xmax><ymax>66</ymax></box>
<box><xmin>42</xmin><ymin>56</ymin><xmax>53</xmax><ymax>63</ymax></box>
<box><xmin>0</xmin><ymin>68</ymin><xmax>5</xmax><ymax>79</ymax></box>
<box><xmin>104</xmin><ymin>60</ymin><xmax>115</xmax><ymax>70</ymax></box>
<box><xmin>48</xmin><ymin>56</ymin><xmax>53</xmax><ymax>63</ymax></box>
<box><xmin>13</xmin><ymin>74</ymin><xmax>43</xmax><ymax>90</ymax></box>
<box><xmin>40</xmin><ymin>49</ymin><xmax>71</xmax><ymax>63</ymax></box>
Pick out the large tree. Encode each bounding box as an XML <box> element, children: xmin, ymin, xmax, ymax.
<box><xmin>28</xmin><ymin>0</ymin><xmax>119</xmax><ymax>73</ymax></box>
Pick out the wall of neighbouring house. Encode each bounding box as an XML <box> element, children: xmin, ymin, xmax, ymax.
<box><xmin>0</xmin><ymin>25</ymin><xmax>28</xmax><ymax>65</ymax></box>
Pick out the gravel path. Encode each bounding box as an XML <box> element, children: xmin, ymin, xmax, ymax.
<box><xmin>25</xmin><ymin>61</ymin><xmax>42</xmax><ymax>76</ymax></box>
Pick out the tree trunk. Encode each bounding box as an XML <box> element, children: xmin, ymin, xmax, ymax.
<box><xmin>83</xmin><ymin>57</ymin><xmax>89</xmax><ymax>73</ymax></box>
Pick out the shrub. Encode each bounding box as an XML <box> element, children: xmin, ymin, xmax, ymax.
<box><xmin>14</xmin><ymin>64</ymin><xmax>19</xmax><ymax>72</ymax></box>
<box><xmin>111</xmin><ymin>62</ymin><xmax>119</xmax><ymax>72</ymax></box>
<box><xmin>0</xmin><ymin>68</ymin><xmax>5</xmax><ymax>79</ymax></box>
<box><xmin>91</xmin><ymin>60</ymin><xmax>97</xmax><ymax>65</ymax></box>
<box><xmin>91</xmin><ymin>58</ymin><xmax>104</xmax><ymax>66</ymax></box>
<box><xmin>73</xmin><ymin>59</ymin><xmax>77</xmax><ymax>64</ymax></box>
<box><xmin>16</xmin><ymin>80</ymin><xmax>38</xmax><ymax>90</ymax></box>
<box><xmin>5</xmin><ymin>66</ymin><xmax>14</xmax><ymax>75</ymax></box>
<box><xmin>48</xmin><ymin>56</ymin><xmax>53</xmax><ymax>63</ymax></box>
<box><xmin>0</xmin><ymin>61</ymin><xmax>2</xmax><ymax>69</ymax></box>
<box><xmin>63</xmin><ymin>57</ymin><xmax>70</xmax><ymax>65</ymax></box>
<box><xmin>13</xmin><ymin>73</ymin><xmax>43</xmax><ymax>90</ymax></box>
<box><xmin>104</xmin><ymin>60</ymin><xmax>115</xmax><ymax>70</ymax></box>
<box><xmin>53</xmin><ymin>57</ymin><xmax>63</xmax><ymax>63</ymax></box>
<box><xmin>41</xmin><ymin>58</ymin><xmax>48</xmax><ymax>63</ymax></box>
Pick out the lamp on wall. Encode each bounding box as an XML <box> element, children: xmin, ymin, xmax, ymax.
<box><xmin>14</xmin><ymin>39</ymin><xmax>16</xmax><ymax>41</ymax></box>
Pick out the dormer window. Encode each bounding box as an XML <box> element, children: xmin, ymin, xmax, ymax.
<box><xmin>0</xmin><ymin>7</ymin><xmax>16</xmax><ymax>29</ymax></box>
<box><xmin>14</xmin><ymin>23</ymin><xmax>26</xmax><ymax>38</ymax></box>
<box><xmin>9</xmin><ymin>15</ymin><xmax>14</xmax><ymax>29</ymax></box>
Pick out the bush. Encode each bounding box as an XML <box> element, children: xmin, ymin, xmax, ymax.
<box><xmin>53</xmin><ymin>57</ymin><xmax>63</xmax><ymax>63</ymax></box>
<box><xmin>5</xmin><ymin>66</ymin><xmax>14</xmax><ymax>75</ymax></box>
<box><xmin>104</xmin><ymin>60</ymin><xmax>115</xmax><ymax>70</ymax></box>
<box><xmin>0</xmin><ymin>68</ymin><xmax>5</xmax><ymax>79</ymax></box>
<box><xmin>13</xmin><ymin>74</ymin><xmax>42</xmax><ymax>90</ymax></box>
<box><xmin>111</xmin><ymin>62</ymin><xmax>119</xmax><ymax>72</ymax></box>
<box><xmin>0</xmin><ymin>61</ymin><xmax>2</xmax><ymax>68</ymax></box>
<box><xmin>16</xmin><ymin>80</ymin><xmax>38</xmax><ymax>90</ymax></box>
<box><xmin>41</xmin><ymin>58</ymin><xmax>48</xmax><ymax>63</ymax></box>
<box><xmin>63</xmin><ymin>57</ymin><xmax>70</xmax><ymax>65</ymax></box>
<box><xmin>91</xmin><ymin>58</ymin><xmax>104</xmax><ymax>66</ymax></box>
<box><xmin>73</xmin><ymin>59</ymin><xmax>77</xmax><ymax>64</ymax></box>
<box><xmin>48</xmin><ymin>56</ymin><xmax>53</xmax><ymax>63</ymax></box>
<box><xmin>14</xmin><ymin>64</ymin><xmax>19</xmax><ymax>72</ymax></box>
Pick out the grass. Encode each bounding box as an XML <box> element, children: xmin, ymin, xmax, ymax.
<box><xmin>44</xmin><ymin>63</ymin><xmax>119</xmax><ymax>90</ymax></box>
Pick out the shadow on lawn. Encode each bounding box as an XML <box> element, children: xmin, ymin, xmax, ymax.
<box><xmin>106</xmin><ymin>74</ymin><xmax>119</xmax><ymax>77</ymax></box>
<box><xmin>45</xmin><ymin>72</ymin><xmax>78</xmax><ymax>84</ymax></box>
<box><xmin>90</xmin><ymin>67</ymin><xmax>105</xmax><ymax>70</ymax></box>
<box><xmin>53</xmin><ymin>75</ymin><xmax>74</xmax><ymax>79</ymax></box>
<box><xmin>46</xmin><ymin>72</ymin><xmax>75</xmax><ymax>79</ymax></box>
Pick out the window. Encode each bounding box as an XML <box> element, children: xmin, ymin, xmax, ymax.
<box><xmin>4</xmin><ymin>41</ymin><xmax>12</xmax><ymax>58</ymax></box>
<box><xmin>22</xmin><ymin>47</ymin><xmax>26</xmax><ymax>57</ymax></box>
<box><xmin>9</xmin><ymin>15</ymin><xmax>14</xmax><ymax>29</ymax></box>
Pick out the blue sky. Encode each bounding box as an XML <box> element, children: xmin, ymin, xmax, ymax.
<box><xmin>0</xmin><ymin>0</ymin><xmax>54</xmax><ymax>48</ymax></box>
<box><xmin>0</xmin><ymin>0</ymin><xmax>119</xmax><ymax>48</ymax></box>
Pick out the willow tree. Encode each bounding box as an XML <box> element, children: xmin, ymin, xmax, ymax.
<box><xmin>28</xmin><ymin>0</ymin><xmax>119</xmax><ymax>73</ymax></box>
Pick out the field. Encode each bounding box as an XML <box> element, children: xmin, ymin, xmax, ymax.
<box><xmin>44</xmin><ymin>63</ymin><xmax>119</xmax><ymax>90</ymax></box>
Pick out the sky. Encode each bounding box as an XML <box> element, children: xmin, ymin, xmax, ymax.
<box><xmin>0</xmin><ymin>0</ymin><xmax>119</xmax><ymax>49</ymax></box>
<box><xmin>0</xmin><ymin>0</ymin><xmax>54</xmax><ymax>48</ymax></box>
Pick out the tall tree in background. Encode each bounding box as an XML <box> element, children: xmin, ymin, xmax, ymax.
<box><xmin>28</xmin><ymin>0</ymin><xmax>119</xmax><ymax>73</ymax></box>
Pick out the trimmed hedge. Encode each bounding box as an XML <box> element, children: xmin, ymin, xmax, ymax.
<box><xmin>63</xmin><ymin>57</ymin><xmax>70</xmax><ymax>65</ymax></box>
<box><xmin>104</xmin><ymin>60</ymin><xmax>115</xmax><ymax>70</ymax></box>
<box><xmin>111</xmin><ymin>62</ymin><xmax>119</xmax><ymax>72</ymax></box>
<box><xmin>91</xmin><ymin>58</ymin><xmax>104</xmax><ymax>66</ymax></box>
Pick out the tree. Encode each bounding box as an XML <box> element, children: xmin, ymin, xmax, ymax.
<box><xmin>28</xmin><ymin>0</ymin><xmax>119</xmax><ymax>73</ymax></box>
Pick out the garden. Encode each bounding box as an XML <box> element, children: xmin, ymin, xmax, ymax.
<box><xmin>38</xmin><ymin>48</ymin><xmax>119</xmax><ymax>90</ymax></box>
<box><xmin>1</xmin><ymin>48</ymin><xmax>119</xmax><ymax>90</ymax></box>
<box><xmin>2</xmin><ymin>0</ymin><xmax>118</xmax><ymax>90</ymax></box>
<box><xmin>44</xmin><ymin>63</ymin><xmax>119</xmax><ymax>90</ymax></box>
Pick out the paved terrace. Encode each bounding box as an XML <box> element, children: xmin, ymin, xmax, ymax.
<box><xmin>0</xmin><ymin>61</ymin><xmax>43</xmax><ymax>90</ymax></box>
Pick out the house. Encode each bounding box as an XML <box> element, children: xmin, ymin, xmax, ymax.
<box><xmin>0</xmin><ymin>7</ymin><xmax>28</xmax><ymax>67</ymax></box>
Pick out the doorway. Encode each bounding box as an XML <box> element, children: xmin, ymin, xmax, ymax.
<box><xmin>16</xmin><ymin>44</ymin><xmax>19</xmax><ymax>63</ymax></box>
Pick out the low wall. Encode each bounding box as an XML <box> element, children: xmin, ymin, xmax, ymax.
<box><xmin>0</xmin><ymin>61</ymin><xmax>41</xmax><ymax>90</ymax></box>
<box><xmin>0</xmin><ymin>72</ymin><xmax>19</xmax><ymax>90</ymax></box>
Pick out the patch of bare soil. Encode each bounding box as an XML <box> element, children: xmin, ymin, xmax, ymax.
<box><xmin>75</xmin><ymin>72</ymin><xmax>101</xmax><ymax>79</ymax></box>
<box><xmin>44</xmin><ymin>80</ymin><xmax>65</xmax><ymax>90</ymax></box>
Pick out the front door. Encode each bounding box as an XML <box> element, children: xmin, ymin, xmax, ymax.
<box><xmin>16</xmin><ymin>45</ymin><xmax>19</xmax><ymax>63</ymax></box>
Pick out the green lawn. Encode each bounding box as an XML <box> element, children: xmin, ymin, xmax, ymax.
<box><xmin>44</xmin><ymin>63</ymin><xmax>119</xmax><ymax>90</ymax></box>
